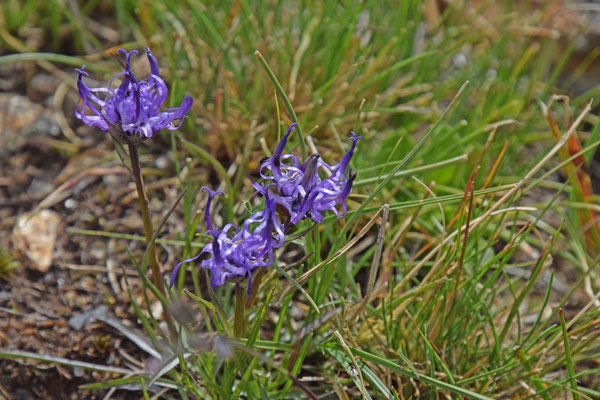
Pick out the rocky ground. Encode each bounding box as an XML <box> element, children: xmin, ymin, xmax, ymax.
<box><xmin>0</xmin><ymin>63</ymin><xmax>187</xmax><ymax>399</ymax></box>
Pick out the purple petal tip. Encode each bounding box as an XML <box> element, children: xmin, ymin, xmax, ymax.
<box><xmin>75</xmin><ymin>66</ymin><xmax>88</xmax><ymax>76</ymax></box>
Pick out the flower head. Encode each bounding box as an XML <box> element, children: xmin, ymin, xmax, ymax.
<box><xmin>169</xmin><ymin>188</ymin><xmax>241</xmax><ymax>291</ymax></box>
<box><xmin>260</xmin><ymin>124</ymin><xmax>361</xmax><ymax>224</ymax></box>
<box><xmin>302</xmin><ymin>131</ymin><xmax>361</xmax><ymax>223</ymax></box>
<box><xmin>75</xmin><ymin>47</ymin><xmax>193</xmax><ymax>141</ymax></box>
<box><xmin>169</xmin><ymin>186</ymin><xmax>285</xmax><ymax>295</ymax></box>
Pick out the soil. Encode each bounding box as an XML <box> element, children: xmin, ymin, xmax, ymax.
<box><xmin>0</xmin><ymin>64</ymin><xmax>186</xmax><ymax>399</ymax></box>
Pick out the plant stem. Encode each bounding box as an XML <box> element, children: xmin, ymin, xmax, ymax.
<box><xmin>127</xmin><ymin>142</ymin><xmax>176</xmax><ymax>336</ymax></box>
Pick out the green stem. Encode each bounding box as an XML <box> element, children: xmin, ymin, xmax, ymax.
<box><xmin>127</xmin><ymin>142</ymin><xmax>176</xmax><ymax>336</ymax></box>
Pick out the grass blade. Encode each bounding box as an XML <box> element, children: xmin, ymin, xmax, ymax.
<box><xmin>255</xmin><ymin>50</ymin><xmax>307</xmax><ymax>159</ymax></box>
<box><xmin>559</xmin><ymin>308</ymin><xmax>580</xmax><ymax>400</ymax></box>
<box><xmin>0</xmin><ymin>350</ymin><xmax>134</xmax><ymax>374</ymax></box>
<box><xmin>330</xmin><ymin>80</ymin><xmax>470</xmax><ymax>253</ymax></box>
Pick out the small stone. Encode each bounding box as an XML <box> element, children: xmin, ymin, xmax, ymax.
<box><xmin>486</xmin><ymin>68</ymin><xmax>498</xmax><ymax>81</ymax></box>
<box><xmin>27</xmin><ymin>178</ymin><xmax>54</xmax><ymax>199</ymax></box>
<box><xmin>0</xmin><ymin>93</ymin><xmax>58</xmax><ymax>154</ymax></box>
<box><xmin>29</xmin><ymin>73</ymin><xmax>61</xmax><ymax>99</ymax></box>
<box><xmin>12</xmin><ymin>210</ymin><xmax>61</xmax><ymax>273</ymax></box>
<box><xmin>452</xmin><ymin>53</ymin><xmax>467</xmax><ymax>68</ymax></box>
<box><xmin>155</xmin><ymin>155</ymin><xmax>169</xmax><ymax>169</ymax></box>
<box><xmin>89</xmin><ymin>240</ymin><xmax>106</xmax><ymax>261</ymax></box>
<box><xmin>64</xmin><ymin>199</ymin><xmax>77</xmax><ymax>209</ymax></box>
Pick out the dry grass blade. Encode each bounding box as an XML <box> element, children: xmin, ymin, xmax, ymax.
<box><xmin>96</xmin><ymin>314</ymin><xmax>162</xmax><ymax>360</ymax></box>
<box><xmin>32</xmin><ymin>167</ymin><xmax>129</xmax><ymax>213</ymax></box>
<box><xmin>334</xmin><ymin>330</ymin><xmax>368</xmax><ymax>400</ymax></box>
<box><xmin>388</xmin><ymin>206</ymin><xmax>539</xmax><ymax>320</ymax></box>
<box><xmin>406</xmin><ymin>101</ymin><xmax>592</xmax><ymax>291</ymax></box>
<box><xmin>347</xmin><ymin>204</ymin><xmax>389</xmax><ymax>322</ymax></box>
<box><xmin>366</xmin><ymin>205</ymin><xmax>389</xmax><ymax>299</ymax></box>
<box><xmin>279</xmin><ymin>205</ymin><xmax>388</xmax><ymax>302</ymax></box>
<box><xmin>534</xmin><ymin>288</ymin><xmax>600</xmax><ymax>370</ymax></box>
<box><xmin>0</xmin><ymin>350</ymin><xmax>136</xmax><ymax>375</ymax></box>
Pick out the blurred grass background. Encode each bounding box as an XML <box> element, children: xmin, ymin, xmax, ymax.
<box><xmin>2</xmin><ymin>0</ymin><xmax>600</xmax><ymax>398</ymax></box>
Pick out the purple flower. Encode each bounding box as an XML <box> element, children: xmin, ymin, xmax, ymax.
<box><xmin>169</xmin><ymin>188</ymin><xmax>241</xmax><ymax>291</ymax></box>
<box><xmin>75</xmin><ymin>47</ymin><xmax>193</xmax><ymax>140</ymax></box>
<box><xmin>303</xmin><ymin>131</ymin><xmax>360</xmax><ymax>223</ymax></box>
<box><xmin>171</xmin><ymin>126</ymin><xmax>360</xmax><ymax>294</ymax></box>
<box><xmin>291</xmin><ymin>167</ymin><xmax>357</xmax><ymax>224</ymax></box>
<box><xmin>170</xmin><ymin>186</ymin><xmax>284</xmax><ymax>295</ymax></box>
<box><xmin>259</xmin><ymin>125</ymin><xmax>360</xmax><ymax>224</ymax></box>
<box><xmin>230</xmin><ymin>184</ymin><xmax>285</xmax><ymax>293</ymax></box>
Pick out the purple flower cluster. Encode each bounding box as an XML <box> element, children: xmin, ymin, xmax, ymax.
<box><xmin>170</xmin><ymin>185</ymin><xmax>284</xmax><ymax>295</ymax></box>
<box><xmin>75</xmin><ymin>47</ymin><xmax>192</xmax><ymax>140</ymax></box>
<box><xmin>260</xmin><ymin>123</ymin><xmax>360</xmax><ymax>224</ymax></box>
<box><xmin>171</xmin><ymin>124</ymin><xmax>360</xmax><ymax>294</ymax></box>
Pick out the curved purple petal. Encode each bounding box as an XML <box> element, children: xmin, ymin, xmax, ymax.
<box><xmin>116</xmin><ymin>48</ymin><xmax>139</xmax><ymax>73</ymax></box>
<box><xmin>169</xmin><ymin>250</ymin><xmax>205</xmax><ymax>288</ymax></box>
<box><xmin>73</xmin><ymin>48</ymin><xmax>192</xmax><ymax>138</ymax></box>
<box><xmin>299</xmin><ymin>153</ymin><xmax>321</xmax><ymax>193</ymax></box>
<box><xmin>202</xmin><ymin>186</ymin><xmax>224</xmax><ymax>236</ymax></box>
<box><xmin>274</xmin><ymin>123</ymin><xmax>297</xmax><ymax>158</ymax></box>
<box><xmin>162</xmin><ymin>94</ymin><xmax>194</xmax><ymax>131</ymax></box>
<box><xmin>74</xmin><ymin>66</ymin><xmax>110</xmax><ymax>131</ymax></box>
<box><xmin>330</xmin><ymin>131</ymin><xmax>361</xmax><ymax>179</ymax></box>
<box><xmin>146</xmin><ymin>47</ymin><xmax>160</xmax><ymax>76</ymax></box>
